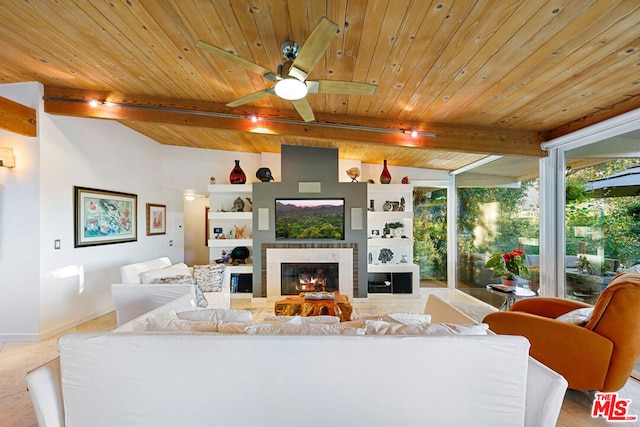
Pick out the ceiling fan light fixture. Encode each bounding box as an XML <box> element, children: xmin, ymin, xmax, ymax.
<box><xmin>274</xmin><ymin>78</ymin><xmax>308</xmax><ymax>100</ymax></box>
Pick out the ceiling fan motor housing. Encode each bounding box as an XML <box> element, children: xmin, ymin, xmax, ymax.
<box><xmin>281</xmin><ymin>41</ymin><xmax>300</xmax><ymax>60</ymax></box>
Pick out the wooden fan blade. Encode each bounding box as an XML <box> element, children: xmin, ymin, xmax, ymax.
<box><xmin>289</xmin><ymin>17</ymin><xmax>339</xmax><ymax>82</ymax></box>
<box><xmin>309</xmin><ymin>80</ymin><xmax>377</xmax><ymax>96</ymax></box>
<box><xmin>226</xmin><ymin>88</ymin><xmax>275</xmax><ymax>107</ymax></box>
<box><xmin>291</xmin><ymin>98</ymin><xmax>315</xmax><ymax>122</ymax></box>
<box><xmin>196</xmin><ymin>40</ymin><xmax>278</xmax><ymax>82</ymax></box>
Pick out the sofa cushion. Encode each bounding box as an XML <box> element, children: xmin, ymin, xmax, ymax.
<box><xmin>176</xmin><ymin>308</ymin><xmax>252</xmax><ymax>323</ymax></box>
<box><xmin>262</xmin><ymin>315</ymin><xmax>341</xmax><ymax>324</ymax></box>
<box><xmin>192</xmin><ymin>263</ymin><xmax>225</xmax><ymax>292</ymax></box>
<box><xmin>217</xmin><ymin>322</ymin><xmax>253</xmax><ymax>334</ymax></box>
<box><xmin>144</xmin><ymin>317</ymin><xmax>219</xmax><ymax>332</ymax></box>
<box><xmin>120</xmin><ymin>257</ymin><xmax>172</xmax><ymax>284</ymax></box>
<box><xmin>244</xmin><ymin>320</ymin><xmax>366</xmax><ymax>335</ymax></box>
<box><xmin>364</xmin><ymin>320</ymin><xmax>489</xmax><ymax>336</ymax></box>
<box><xmin>141</xmin><ymin>263</ymin><xmax>191</xmax><ymax>283</ymax></box>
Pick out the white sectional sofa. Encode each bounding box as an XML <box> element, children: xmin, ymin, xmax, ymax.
<box><xmin>26</xmin><ymin>294</ymin><xmax>567</xmax><ymax>427</ymax></box>
<box><xmin>110</xmin><ymin>257</ymin><xmax>230</xmax><ymax>326</ymax></box>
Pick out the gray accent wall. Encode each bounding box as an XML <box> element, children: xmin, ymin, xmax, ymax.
<box><xmin>252</xmin><ymin>145</ymin><xmax>368</xmax><ymax>298</ymax></box>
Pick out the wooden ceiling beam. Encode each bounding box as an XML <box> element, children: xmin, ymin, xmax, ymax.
<box><xmin>0</xmin><ymin>96</ymin><xmax>37</xmax><ymax>137</ymax></box>
<box><xmin>43</xmin><ymin>86</ymin><xmax>546</xmax><ymax>157</ymax></box>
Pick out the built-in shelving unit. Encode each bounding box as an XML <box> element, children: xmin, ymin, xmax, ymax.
<box><xmin>366</xmin><ymin>184</ymin><xmax>420</xmax><ymax>295</ymax></box>
<box><xmin>208</xmin><ymin>184</ymin><xmax>253</xmax><ymax>297</ymax></box>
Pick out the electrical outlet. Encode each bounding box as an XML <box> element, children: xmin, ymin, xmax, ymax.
<box><xmin>169</xmin><ymin>240</ymin><xmax>174</xmax><ymax>246</ymax></box>
<box><xmin>54</xmin><ymin>239</ymin><xmax>61</xmax><ymax>249</ymax></box>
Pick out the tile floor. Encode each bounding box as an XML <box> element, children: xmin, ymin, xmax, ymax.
<box><xmin>0</xmin><ymin>288</ymin><xmax>638</xmax><ymax>426</ymax></box>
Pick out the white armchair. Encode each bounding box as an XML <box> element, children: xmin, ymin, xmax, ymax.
<box><xmin>111</xmin><ymin>258</ymin><xmax>230</xmax><ymax>326</ymax></box>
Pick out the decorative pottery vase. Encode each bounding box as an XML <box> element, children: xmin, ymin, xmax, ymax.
<box><xmin>232</xmin><ymin>197</ymin><xmax>244</xmax><ymax>212</ymax></box>
<box><xmin>380</xmin><ymin>159</ymin><xmax>392</xmax><ymax>184</ymax></box>
<box><xmin>256</xmin><ymin>167</ymin><xmax>274</xmax><ymax>182</ymax></box>
<box><xmin>230</xmin><ymin>160</ymin><xmax>246</xmax><ymax>184</ymax></box>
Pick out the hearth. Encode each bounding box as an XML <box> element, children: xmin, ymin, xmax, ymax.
<box><xmin>265</xmin><ymin>246</ymin><xmax>355</xmax><ymax>299</ymax></box>
<box><xmin>281</xmin><ymin>262</ymin><xmax>339</xmax><ymax>295</ymax></box>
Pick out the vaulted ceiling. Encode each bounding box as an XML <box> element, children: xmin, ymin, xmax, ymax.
<box><xmin>1</xmin><ymin>1</ymin><xmax>639</xmax><ymax>181</ymax></box>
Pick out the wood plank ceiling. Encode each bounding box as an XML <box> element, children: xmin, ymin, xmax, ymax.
<box><xmin>1</xmin><ymin>0</ymin><xmax>639</xmax><ymax>181</ymax></box>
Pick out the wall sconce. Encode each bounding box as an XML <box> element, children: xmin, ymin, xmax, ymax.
<box><xmin>0</xmin><ymin>147</ymin><xmax>15</xmax><ymax>168</ymax></box>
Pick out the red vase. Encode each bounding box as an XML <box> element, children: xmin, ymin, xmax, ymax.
<box><xmin>229</xmin><ymin>160</ymin><xmax>246</xmax><ymax>184</ymax></box>
<box><xmin>380</xmin><ymin>159</ymin><xmax>392</xmax><ymax>184</ymax></box>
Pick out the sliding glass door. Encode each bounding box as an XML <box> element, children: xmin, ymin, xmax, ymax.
<box><xmin>563</xmin><ymin>149</ymin><xmax>640</xmax><ymax>303</ymax></box>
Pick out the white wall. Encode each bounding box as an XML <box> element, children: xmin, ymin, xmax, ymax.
<box><xmin>0</xmin><ymin>83</ymin><xmax>41</xmax><ymax>340</ymax></box>
<box><xmin>1</xmin><ymin>82</ymin><xmax>189</xmax><ymax>340</ymax></box>
<box><xmin>0</xmin><ymin>82</ymin><xmax>454</xmax><ymax>341</ymax></box>
<box><xmin>38</xmin><ymin>108</ymin><xmax>174</xmax><ymax>337</ymax></box>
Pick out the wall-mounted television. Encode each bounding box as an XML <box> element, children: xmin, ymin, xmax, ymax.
<box><xmin>275</xmin><ymin>198</ymin><xmax>345</xmax><ymax>240</ymax></box>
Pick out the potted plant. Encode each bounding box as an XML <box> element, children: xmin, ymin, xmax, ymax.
<box><xmin>485</xmin><ymin>249</ymin><xmax>529</xmax><ymax>287</ymax></box>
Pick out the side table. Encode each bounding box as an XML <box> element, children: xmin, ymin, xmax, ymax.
<box><xmin>486</xmin><ymin>285</ymin><xmax>537</xmax><ymax>311</ymax></box>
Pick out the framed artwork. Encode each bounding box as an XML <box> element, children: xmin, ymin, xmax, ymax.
<box><xmin>74</xmin><ymin>186</ymin><xmax>137</xmax><ymax>247</ymax></box>
<box><xmin>146</xmin><ymin>203</ymin><xmax>166</xmax><ymax>236</ymax></box>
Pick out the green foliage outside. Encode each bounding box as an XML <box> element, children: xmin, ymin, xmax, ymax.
<box><xmin>565</xmin><ymin>159</ymin><xmax>640</xmax><ymax>267</ymax></box>
<box><xmin>275</xmin><ymin>213</ymin><xmax>343</xmax><ymax>239</ymax></box>
<box><xmin>413</xmin><ymin>188</ymin><xmax>447</xmax><ymax>280</ymax></box>
<box><xmin>457</xmin><ymin>180</ymin><xmax>539</xmax><ymax>256</ymax></box>
<box><xmin>411</xmin><ymin>159</ymin><xmax>640</xmax><ymax>284</ymax></box>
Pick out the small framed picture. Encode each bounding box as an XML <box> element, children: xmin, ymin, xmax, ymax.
<box><xmin>146</xmin><ymin>203</ymin><xmax>166</xmax><ymax>236</ymax></box>
<box><xmin>371</xmin><ymin>229</ymin><xmax>380</xmax><ymax>236</ymax></box>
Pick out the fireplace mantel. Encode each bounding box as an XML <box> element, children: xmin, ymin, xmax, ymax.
<box><xmin>262</xmin><ymin>243</ymin><xmax>357</xmax><ymax>299</ymax></box>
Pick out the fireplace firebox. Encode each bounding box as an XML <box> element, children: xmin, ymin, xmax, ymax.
<box><xmin>281</xmin><ymin>263</ymin><xmax>339</xmax><ymax>295</ymax></box>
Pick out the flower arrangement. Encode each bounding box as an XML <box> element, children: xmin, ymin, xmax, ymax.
<box><xmin>485</xmin><ymin>249</ymin><xmax>529</xmax><ymax>280</ymax></box>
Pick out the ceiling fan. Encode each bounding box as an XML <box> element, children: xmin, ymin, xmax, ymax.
<box><xmin>196</xmin><ymin>17</ymin><xmax>376</xmax><ymax>122</ymax></box>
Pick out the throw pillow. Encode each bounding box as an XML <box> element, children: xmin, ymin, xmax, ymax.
<box><xmin>192</xmin><ymin>264</ymin><xmax>225</xmax><ymax>292</ymax></box>
<box><xmin>177</xmin><ymin>308</ymin><xmax>252</xmax><ymax>323</ymax></box>
<box><xmin>141</xmin><ymin>263</ymin><xmax>191</xmax><ymax>283</ymax></box>
<box><xmin>192</xmin><ymin>285</ymin><xmax>209</xmax><ymax>309</ymax></box>
<box><xmin>555</xmin><ymin>307</ymin><xmax>594</xmax><ymax>326</ymax></box>
<box><xmin>381</xmin><ymin>313</ymin><xmax>432</xmax><ymax>325</ymax></box>
<box><xmin>148</xmin><ymin>275</ymin><xmax>207</xmax><ymax>308</ymax></box>
<box><xmin>150</xmin><ymin>275</ymin><xmax>195</xmax><ymax>284</ymax></box>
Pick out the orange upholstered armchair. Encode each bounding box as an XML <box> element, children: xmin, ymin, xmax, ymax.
<box><xmin>484</xmin><ymin>272</ymin><xmax>640</xmax><ymax>392</ymax></box>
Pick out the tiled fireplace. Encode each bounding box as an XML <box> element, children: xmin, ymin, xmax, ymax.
<box><xmin>262</xmin><ymin>243</ymin><xmax>357</xmax><ymax>299</ymax></box>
